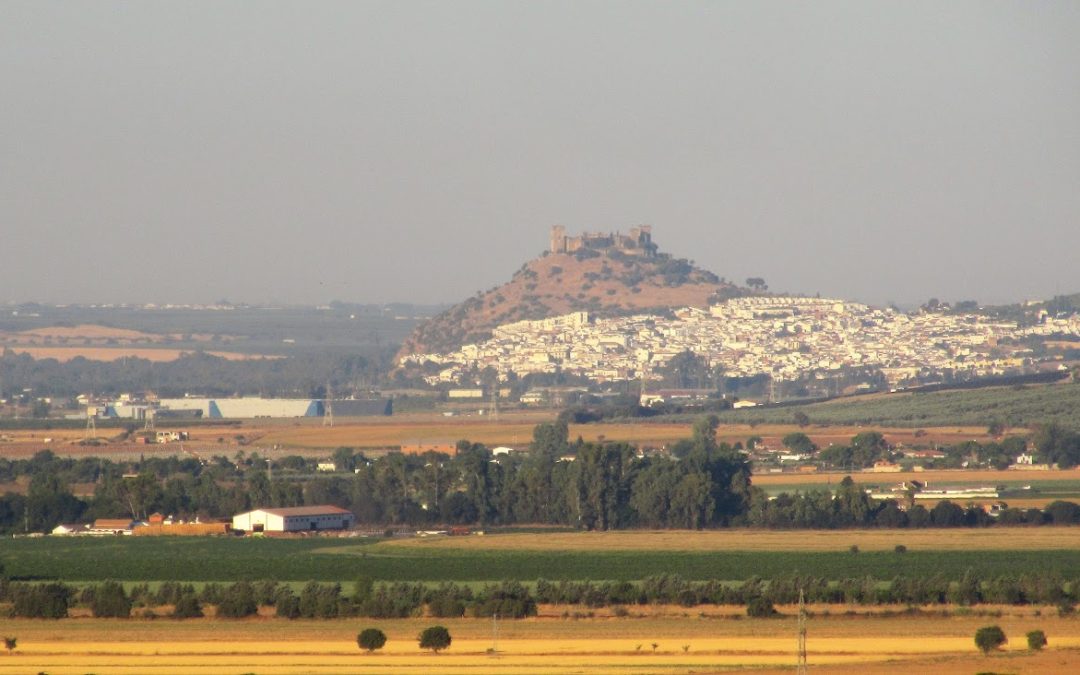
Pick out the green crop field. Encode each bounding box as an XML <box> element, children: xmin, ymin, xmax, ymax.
<box><xmin>4</xmin><ymin>536</ymin><xmax>1080</xmax><ymax>583</ymax></box>
<box><xmin>709</xmin><ymin>382</ymin><xmax>1080</xmax><ymax>429</ymax></box>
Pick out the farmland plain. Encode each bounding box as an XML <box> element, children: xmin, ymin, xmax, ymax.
<box><xmin>2</xmin><ymin>613</ymin><xmax>1079</xmax><ymax>674</ymax></box>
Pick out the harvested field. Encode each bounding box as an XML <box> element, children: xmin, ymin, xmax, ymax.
<box><xmin>378</xmin><ymin>527</ymin><xmax>1080</xmax><ymax>553</ymax></box>
<box><xmin>0</xmin><ymin>412</ymin><xmax>1002</xmax><ymax>457</ymax></box>
<box><xmin>1</xmin><ymin>323</ymin><xmax>224</xmax><ymax>343</ymax></box>
<box><xmin>3</xmin><ymin>324</ymin><xmax>165</xmax><ymax>342</ymax></box>
<box><xmin>2</xmin><ymin>614</ymin><xmax>1078</xmax><ymax>674</ymax></box>
<box><xmin>257</xmin><ymin>420</ymin><xmax>695</xmax><ymax>449</ymax></box>
<box><xmin>6</xmin><ymin>346</ymin><xmax>275</xmax><ymax>362</ymax></box>
<box><xmin>253</xmin><ymin>416</ymin><xmax>1000</xmax><ymax>450</ymax></box>
<box><xmin>713</xmin><ymin>423</ymin><xmax>1000</xmax><ymax>447</ymax></box>
<box><xmin>752</xmin><ymin>467</ymin><xmax>1080</xmax><ymax>486</ymax></box>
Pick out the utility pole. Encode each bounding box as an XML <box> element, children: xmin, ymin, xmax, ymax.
<box><xmin>85</xmin><ymin>406</ymin><xmax>97</xmax><ymax>441</ymax></box>
<box><xmin>492</xmin><ymin>611</ymin><xmax>499</xmax><ymax>654</ymax></box>
<box><xmin>489</xmin><ymin>386</ymin><xmax>499</xmax><ymax>422</ymax></box>
<box><xmin>323</xmin><ymin>381</ymin><xmax>334</xmax><ymax>427</ymax></box>
<box><xmin>796</xmin><ymin>588</ymin><xmax>808</xmax><ymax>674</ymax></box>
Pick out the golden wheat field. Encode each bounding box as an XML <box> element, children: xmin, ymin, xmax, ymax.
<box><xmin>1</xmin><ymin>614</ymin><xmax>1078</xmax><ymax>674</ymax></box>
<box><xmin>371</xmin><ymin>527</ymin><xmax>1080</xmax><ymax>553</ymax></box>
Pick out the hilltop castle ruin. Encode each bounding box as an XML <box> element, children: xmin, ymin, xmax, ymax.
<box><xmin>549</xmin><ymin>225</ymin><xmax>658</xmax><ymax>258</ymax></box>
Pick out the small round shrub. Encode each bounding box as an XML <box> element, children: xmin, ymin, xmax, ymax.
<box><xmin>974</xmin><ymin>625</ymin><xmax>1007</xmax><ymax>654</ymax></box>
<box><xmin>746</xmin><ymin>597</ymin><xmax>777</xmax><ymax>618</ymax></box>
<box><xmin>419</xmin><ymin>625</ymin><xmax>452</xmax><ymax>653</ymax></box>
<box><xmin>1026</xmin><ymin>629</ymin><xmax>1047</xmax><ymax>651</ymax></box>
<box><xmin>357</xmin><ymin>628</ymin><xmax>387</xmax><ymax>653</ymax></box>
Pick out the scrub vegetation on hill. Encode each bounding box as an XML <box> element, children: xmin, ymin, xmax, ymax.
<box><xmin>397</xmin><ymin>243</ymin><xmax>749</xmax><ymax>358</ymax></box>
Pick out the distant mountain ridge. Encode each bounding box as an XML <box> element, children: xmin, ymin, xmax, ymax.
<box><xmin>398</xmin><ymin>227</ymin><xmax>750</xmax><ymax>358</ymax></box>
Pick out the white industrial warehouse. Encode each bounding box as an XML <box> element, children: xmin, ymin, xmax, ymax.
<box><xmin>232</xmin><ymin>506</ymin><xmax>355</xmax><ymax>533</ymax></box>
<box><xmin>157</xmin><ymin>397</ymin><xmax>322</xmax><ymax>419</ymax></box>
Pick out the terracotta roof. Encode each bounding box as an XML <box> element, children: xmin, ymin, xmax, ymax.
<box><xmin>250</xmin><ymin>505</ymin><xmax>353</xmax><ymax>517</ymax></box>
<box><xmin>93</xmin><ymin>519</ymin><xmax>135</xmax><ymax>529</ymax></box>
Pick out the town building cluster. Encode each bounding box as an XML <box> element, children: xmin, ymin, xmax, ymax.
<box><xmin>402</xmin><ymin>297</ymin><xmax>1080</xmax><ymax>387</ymax></box>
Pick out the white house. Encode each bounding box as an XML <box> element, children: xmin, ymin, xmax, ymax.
<box><xmin>231</xmin><ymin>505</ymin><xmax>355</xmax><ymax>533</ymax></box>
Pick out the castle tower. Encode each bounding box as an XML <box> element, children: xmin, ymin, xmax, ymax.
<box><xmin>550</xmin><ymin>225</ymin><xmax>567</xmax><ymax>254</ymax></box>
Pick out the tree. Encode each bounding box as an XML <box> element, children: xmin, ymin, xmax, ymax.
<box><xmin>217</xmin><ymin>581</ymin><xmax>258</xmax><ymax>618</ymax></box>
<box><xmin>274</xmin><ymin>589</ymin><xmax>300</xmax><ymax>619</ymax></box>
<box><xmin>576</xmin><ymin>443</ymin><xmax>637</xmax><ymax>530</ymax></box>
<box><xmin>781</xmin><ymin>432</ymin><xmax>817</xmax><ymax>456</ymax></box>
<box><xmin>658</xmin><ymin>351</ymin><xmax>712</xmax><ymax>389</ymax></box>
<box><xmin>419</xmin><ymin>625</ymin><xmax>452</xmax><ymax>653</ymax></box>
<box><xmin>746</xmin><ymin>596</ymin><xmax>777</xmax><ymax>617</ymax></box>
<box><xmin>793</xmin><ymin>411</ymin><xmax>810</xmax><ymax>428</ymax></box>
<box><xmin>172</xmin><ymin>593</ymin><xmax>203</xmax><ymax>619</ymax></box>
<box><xmin>332</xmin><ymin>447</ymin><xmax>356</xmax><ymax>472</ymax></box>
<box><xmin>2</xmin><ymin>637</ymin><xmax>14</xmax><ymax>655</ymax></box>
<box><xmin>1026</xmin><ymin>629</ymin><xmax>1047</xmax><ymax>651</ymax></box>
<box><xmin>12</xmin><ymin>582</ymin><xmax>72</xmax><ymax>619</ymax></box>
<box><xmin>849</xmin><ymin>432</ymin><xmax>889</xmax><ymax>467</ymax></box>
<box><xmin>974</xmin><ymin>625</ymin><xmax>1007</xmax><ymax>654</ymax></box>
<box><xmin>930</xmin><ymin>500</ymin><xmax>965</xmax><ymax>527</ymax></box>
<box><xmin>91</xmin><ymin>580</ymin><xmax>132</xmax><ymax>618</ymax></box>
<box><xmin>358</xmin><ymin>628</ymin><xmax>387</xmax><ymax>653</ymax></box>
<box><xmin>26</xmin><ymin>471</ymin><xmax>85</xmax><ymax>532</ymax></box>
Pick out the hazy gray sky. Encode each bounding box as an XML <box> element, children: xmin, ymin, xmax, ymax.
<box><xmin>2</xmin><ymin>1</ymin><xmax>1078</xmax><ymax>307</ymax></box>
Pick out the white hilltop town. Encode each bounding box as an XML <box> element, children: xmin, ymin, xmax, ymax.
<box><xmin>401</xmin><ymin>296</ymin><xmax>1080</xmax><ymax>389</ymax></box>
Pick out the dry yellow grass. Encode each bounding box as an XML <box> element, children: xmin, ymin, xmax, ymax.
<box><xmin>254</xmin><ymin>419</ymin><xmax>695</xmax><ymax>449</ymax></box>
<box><xmin>3</xmin><ymin>615</ymin><xmax>1078</xmax><ymax>674</ymax></box>
<box><xmin>5</xmin><ymin>324</ymin><xmax>163</xmax><ymax>341</ymax></box>
<box><xmin>253</xmin><ymin>416</ymin><xmax>1001</xmax><ymax>450</ymax></box>
<box><xmin>374</xmin><ymin>527</ymin><xmax>1080</xmax><ymax>553</ymax></box>
<box><xmin>6</xmin><ymin>346</ymin><xmax>275</xmax><ymax>362</ymax></box>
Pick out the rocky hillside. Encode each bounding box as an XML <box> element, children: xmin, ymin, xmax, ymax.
<box><xmin>398</xmin><ymin>240</ymin><xmax>748</xmax><ymax>358</ymax></box>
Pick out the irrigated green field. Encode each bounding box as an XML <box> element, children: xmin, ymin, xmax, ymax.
<box><xmin>4</xmin><ymin>529</ymin><xmax>1080</xmax><ymax>583</ymax></box>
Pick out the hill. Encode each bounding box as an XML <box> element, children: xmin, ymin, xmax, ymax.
<box><xmin>399</xmin><ymin>227</ymin><xmax>749</xmax><ymax>357</ymax></box>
